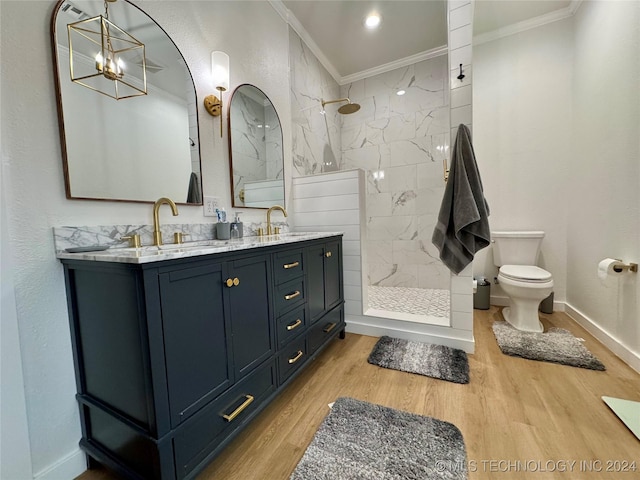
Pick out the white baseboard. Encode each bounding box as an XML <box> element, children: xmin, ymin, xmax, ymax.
<box><xmin>345</xmin><ymin>314</ymin><xmax>475</xmax><ymax>353</ymax></box>
<box><xmin>564</xmin><ymin>303</ymin><xmax>640</xmax><ymax>374</ymax></box>
<box><xmin>34</xmin><ymin>448</ymin><xmax>85</xmax><ymax>480</ymax></box>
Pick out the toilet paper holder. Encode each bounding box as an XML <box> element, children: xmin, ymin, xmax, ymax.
<box><xmin>612</xmin><ymin>260</ymin><xmax>638</xmax><ymax>273</ymax></box>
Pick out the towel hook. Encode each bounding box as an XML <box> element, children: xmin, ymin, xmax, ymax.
<box><xmin>457</xmin><ymin>64</ymin><xmax>465</xmax><ymax>80</ymax></box>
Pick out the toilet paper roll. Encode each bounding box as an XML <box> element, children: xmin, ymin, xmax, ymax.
<box><xmin>597</xmin><ymin>258</ymin><xmax>624</xmax><ymax>280</ymax></box>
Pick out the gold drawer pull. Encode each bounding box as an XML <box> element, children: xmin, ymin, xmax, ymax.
<box><xmin>286</xmin><ymin>318</ymin><xmax>302</xmax><ymax>331</ymax></box>
<box><xmin>222</xmin><ymin>394</ymin><xmax>254</xmax><ymax>422</ymax></box>
<box><xmin>233</xmin><ymin>277</ymin><xmax>240</xmax><ymax>286</ymax></box>
<box><xmin>288</xmin><ymin>350</ymin><xmax>303</xmax><ymax>364</ymax></box>
<box><xmin>283</xmin><ymin>261</ymin><xmax>300</xmax><ymax>269</ymax></box>
<box><xmin>284</xmin><ymin>290</ymin><xmax>300</xmax><ymax>301</ymax></box>
<box><xmin>323</xmin><ymin>322</ymin><xmax>337</xmax><ymax>333</ymax></box>
<box><xmin>225</xmin><ymin>278</ymin><xmax>234</xmax><ymax>287</ymax></box>
<box><xmin>325</xmin><ymin>251</ymin><xmax>332</xmax><ymax>258</ymax></box>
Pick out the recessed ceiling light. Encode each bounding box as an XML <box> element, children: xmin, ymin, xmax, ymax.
<box><xmin>364</xmin><ymin>12</ymin><xmax>381</xmax><ymax>29</ymax></box>
<box><xmin>396</xmin><ymin>90</ymin><xmax>406</xmax><ymax>96</ymax></box>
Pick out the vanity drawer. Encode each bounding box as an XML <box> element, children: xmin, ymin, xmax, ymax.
<box><xmin>308</xmin><ymin>306</ymin><xmax>343</xmax><ymax>355</ymax></box>
<box><xmin>274</xmin><ymin>277</ymin><xmax>305</xmax><ymax>316</ymax></box>
<box><xmin>277</xmin><ymin>305</ymin><xmax>307</xmax><ymax>348</ymax></box>
<box><xmin>278</xmin><ymin>337</ymin><xmax>307</xmax><ymax>384</ymax></box>
<box><xmin>173</xmin><ymin>360</ymin><xmax>276</xmax><ymax>480</ymax></box>
<box><xmin>274</xmin><ymin>249</ymin><xmax>303</xmax><ymax>285</ymax></box>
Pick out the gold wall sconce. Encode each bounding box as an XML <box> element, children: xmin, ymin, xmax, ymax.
<box><xmin>204</xmin><ymin>51</ymin><xmax>229</xmax><ymax>136</ymax></box>
<box><xmin>67</xmin><ymin>0</ymin><xmax>147</xmax><ymax>100</ymax></box>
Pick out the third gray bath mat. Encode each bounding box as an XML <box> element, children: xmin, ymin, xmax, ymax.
<box><xmin>492</xmin><ymin>321</ymin><xmax>606</xmax><ymax>370</ymax></box>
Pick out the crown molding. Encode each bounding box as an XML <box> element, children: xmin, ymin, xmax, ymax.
<box><xmin>339</xmin><ymin>45</ymin><xmax>448</xmax><ymax>85</ymax></box>
<box><xmin>270</xmin><ymin>0</ymin><xmax>447</xmax><ymax>86</ymax></box>
<box><xmin>272</xmin><ymin>0</ymin><xmax>582</xmax><ymax>83</ymax></box>
<box><xmin>268</xmin><ymin>0</ymin><xmax>342</xmax><ymax>83</ymax></box>
<box><xmin>474</xmin><ymin>1</ymin><xmax>581</xmax><ymax>46</ymax></box>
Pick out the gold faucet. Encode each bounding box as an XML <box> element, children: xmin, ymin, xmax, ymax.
<box><xmin>266</xmin><ymin>205</ymin><xmax>287</xmax><ymax>235</ymax></box>
<box><xmin>153</xmin><ymin>197</ymin><xmax>179</xmax><ymax>246</ymax></box>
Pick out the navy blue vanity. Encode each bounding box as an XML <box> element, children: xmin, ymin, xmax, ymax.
<box><xmin>59</xmin><ymin>233</ymin><xmax>344</xmax><ymax>479</ymax></box>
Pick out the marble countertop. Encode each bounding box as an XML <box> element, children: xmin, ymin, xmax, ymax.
<box><xmin>56</xmin><ymin>232</ymin><xmax>343</xmax><ymax>264</ymax></box>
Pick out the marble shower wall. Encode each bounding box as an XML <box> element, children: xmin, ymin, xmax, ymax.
<box><xmin>289</xmin><ymin>28</ymin><xmax>342</xmax><ymax>176</ymax></box>
<box><xmin>340</xmin><ymin>56</ymin><xmax>451</xmax><ymax>289</ymax></box>
<box><xmin>265</xmin><ymin>104</ymin><xmax>283</xmax><ymax>180</ymax></box>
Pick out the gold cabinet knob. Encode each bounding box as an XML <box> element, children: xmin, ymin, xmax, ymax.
<box><xmin>226</xmin><ymin>278</ymin><xmax>234</xmax><ymax>287</ymax></box>
<box><xmin>233</xmin><ymin>277</ymin><xmax>240</xmax><ymax>286</ymax></box>
<box><xmin>325</xmin><ymin>251</ymin><xmax>332</xmax><ymax>258</ymax></box>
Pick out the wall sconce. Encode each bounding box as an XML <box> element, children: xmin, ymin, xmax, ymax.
<box><xmin>204</xmin><ymin>51</ymin><xmax>229</xmax><ymax>137</ymax></box>
<box><xmin>67</xmin><ymin>0</ymin><xmax>147</xmax><ymax>100</ymax></box>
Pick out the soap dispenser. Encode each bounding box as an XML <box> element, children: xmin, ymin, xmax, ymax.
<box><xmin>230</xmin><ymin>213</ymin><xmax>243</xmax><ymax>238</ymax></box>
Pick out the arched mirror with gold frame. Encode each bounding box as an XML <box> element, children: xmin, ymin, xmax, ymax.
<box><xmin>228</xmin><ymin>84</ymin><xmax>284</xmax><ymax>209</ymax></box>
<box><xmin>51</xmin><ymin>0</ymin><xmax>202</xmax><ymax>204</ymax></box>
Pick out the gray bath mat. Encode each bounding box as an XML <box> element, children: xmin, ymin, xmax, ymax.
<box><xmin>367</xmin><ymin>336</ymin><xmax>469</xmax><ymax>384</ymax></box>
<box><xmin>290</xmin><ymin>397</ymin><xmax>468</xmax><ymax>480</ymax></box>
<box><xmin>492</xmin><ymin>321</ymin><xmax>606</xmax><ymax>370</ymax></box>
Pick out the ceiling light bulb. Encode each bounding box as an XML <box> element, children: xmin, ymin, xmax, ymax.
<box><xmin>396</xmin><ymin>90</ymin><xmax>406</xmax><ymax>96</ymax></box>
<box><xmin>365</xmin><ymin>13</ymin><xmax>381</xmax><ymax>29</ymax></box>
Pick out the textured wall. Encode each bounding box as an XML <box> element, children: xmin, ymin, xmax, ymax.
<box><xmin>1</xmin><ymin>1</ymin><xmax>291</xmax><ymax>477</ymax></box>
<box><xmin>472</xmin><ymin>18</ymin><xmax>573</xmax><ymax>303</ymax></box>
<box><xmin>568</xmin><ymin>0</ymin><xmax>640</xmax><ymax>364</ymax></box>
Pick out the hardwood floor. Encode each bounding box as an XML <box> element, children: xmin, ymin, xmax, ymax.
<box><xmin>78</xmin><ymin>307</ymin><xmax>640</xmax><ymax>480</ymax></box>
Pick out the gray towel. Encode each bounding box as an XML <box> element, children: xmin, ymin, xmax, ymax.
<box><xmin>432</xmin><ymin>124</ymin><xmax>490</xmax><ymax>274</ymax></box>
<box><xmin>186</xmin><ymin>172</ymin><xmax>202</xmax><ymax>204</ymax></box>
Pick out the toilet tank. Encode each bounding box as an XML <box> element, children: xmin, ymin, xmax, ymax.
<box><xmin>491</xmin><ymin>231</ymin><xmax>545</xmax><ymax>266</ymax></box>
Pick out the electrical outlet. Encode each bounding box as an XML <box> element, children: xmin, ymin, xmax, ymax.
<box><xmin>203</xmin><ymin>196</ymin><xmax>220</xmax><ymax>217</ymax></box>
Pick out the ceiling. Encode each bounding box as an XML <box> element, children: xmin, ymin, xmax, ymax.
<box><xmin>280</xmin><ymin>0</ymin><xmax>573</xmax><ymax>82</ymax></box>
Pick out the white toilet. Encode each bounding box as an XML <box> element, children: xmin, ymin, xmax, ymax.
<box><xmin>492</xmin><ymin>231</ymin><xmax>553</xmax><ymax>332</ymax></box>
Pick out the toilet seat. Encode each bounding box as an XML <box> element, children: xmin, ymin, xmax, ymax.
<box><xmin>499</xmin><ymin>265</ymin><xmax>552</xmax><ymax>283</ymax></box>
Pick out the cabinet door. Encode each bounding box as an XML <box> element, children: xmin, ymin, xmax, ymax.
<box><xmin>323</xmin><ymin>239</ymin><xmax>342</xmax><ymax>312</ymax></box>
<box><xmin>160</xmin><ymin>263</ymin><xmax>232</xmax><ymax>427</ymax></box>
<box><xmin>306</xmin><ymin>244</ymin><xmax>326</xmax><ymax>324</ymax></box>
<box><xmin>228</xmin><ymin>255</ymin><xmax>274</xmax><ymax>379</ymax></box>
<box><xmin>306</xmin><ymin>240</ymin><xmax>343</xmax><ymax>324</ymax></box>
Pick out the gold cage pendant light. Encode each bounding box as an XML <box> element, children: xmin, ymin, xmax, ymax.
<box><xmin>67</xmin><ymin>0</ymin><xmax>147</xmax><ymax>100</ymax></box>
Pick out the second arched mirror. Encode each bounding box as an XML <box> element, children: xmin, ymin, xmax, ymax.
<box><xmin>228</xmin><ymin>84</ymin><xmax>284</xmax><ymax>208</ymax></box>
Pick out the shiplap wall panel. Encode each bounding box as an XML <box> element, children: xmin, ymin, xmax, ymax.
<box><xmin>292</xmin><ymin>169</ymin><xmax>366</xmax><ymax>316</ymax></box>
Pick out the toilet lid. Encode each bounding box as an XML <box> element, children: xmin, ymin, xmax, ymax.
<box><xmin>500</xmin><ymin>265</ymin><xmax>552</xmax><ymax>282</ymax></box>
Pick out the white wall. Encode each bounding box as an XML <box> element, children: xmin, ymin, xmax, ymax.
<box><xmin>567</xmin><ymin>0</ymin><xmax>640</xmax><ymax>366</ymax></box>
<box><xmin>0</xmin><ymin>1</ymin><xmax>291</xmax><ymax>477</ymax></box>
<box><xmin>472</xmin><ymin>18</ymin><xmax>573</xmax><ymax>303</ymax></box>
<box><xmin>473</xmin><ymin>1</ymin><xmax>640</xmax><ymax>369</ymax></box>
<box><xmin>1</xmin><ymin>163</ymin><xmax>34</xmax><ymax>480</ymax></box>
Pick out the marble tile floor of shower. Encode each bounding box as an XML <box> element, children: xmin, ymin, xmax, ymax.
<box><xmin>365</xmin><ymin>286</ymin><xmax>450</xmax><ymax>326</ymax></box>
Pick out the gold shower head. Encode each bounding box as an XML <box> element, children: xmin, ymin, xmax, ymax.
<box><xmin>321</xmin><ymin>98</ymin><xmax>361</xmax><ymax>114</ymax></box>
